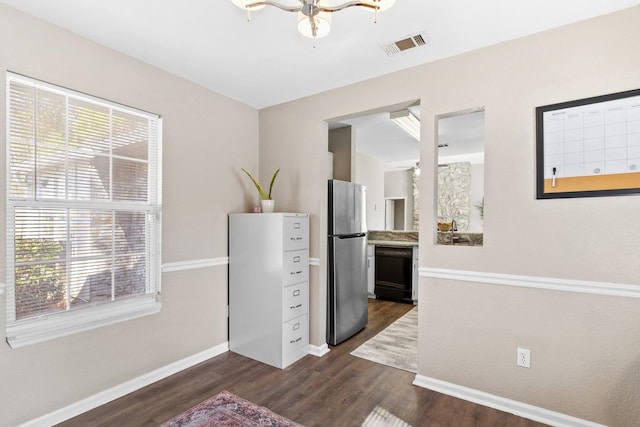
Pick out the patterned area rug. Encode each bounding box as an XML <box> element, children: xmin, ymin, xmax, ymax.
<box><xmin>351</xmin><ymin>307</ymin><xmax>418</xmax><ymax>373</ymax></box>
<box><xmin>159</xmin><ymin>390</ymin><xmax>303</xmax><ymax>427</ymax></box>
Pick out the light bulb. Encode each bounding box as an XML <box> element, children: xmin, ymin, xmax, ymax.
<box><xmin>297</xmin><ymin>12</ymin><xmax>331</xmax><ymax>38</ymax></box>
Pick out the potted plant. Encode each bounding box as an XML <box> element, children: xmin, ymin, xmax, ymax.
<box><xmin>242</xmin><ymin>168</ymin><xmax>280</xmax><ymax>213</ymax></box>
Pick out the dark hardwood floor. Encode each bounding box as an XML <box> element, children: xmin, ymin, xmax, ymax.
<box><xmin>58</xmin><ymin>299</ymin><xmax>547</xmax><ymax>426</ymax></box>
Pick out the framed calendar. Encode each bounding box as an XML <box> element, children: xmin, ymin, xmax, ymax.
<box><xmin>536</xmin><ymin>89</ymin><xmax>640</xmax><ymax>199</ymax></box>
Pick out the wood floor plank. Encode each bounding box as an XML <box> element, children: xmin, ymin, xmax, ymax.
<box><xmin>57</xmin><ymin>299</ymin><xmax>548</xmax><ymax>427</ymax></box>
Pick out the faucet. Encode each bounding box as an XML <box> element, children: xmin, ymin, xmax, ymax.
<box><xmin>449</xmin><ymin>220</ymin><xmax>459</xmax><ymax>244</ymax></box>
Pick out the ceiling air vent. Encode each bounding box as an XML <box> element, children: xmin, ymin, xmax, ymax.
<box><xmin>381</xmin><ymin>31</ymin><xmax>428</xmax><ymax>56</ymax></box>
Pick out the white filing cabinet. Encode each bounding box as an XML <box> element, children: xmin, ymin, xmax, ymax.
<box><xmin>228</xmin><ymin>213</ymin><xmax>309</xmax><ymax>369</ymax></box>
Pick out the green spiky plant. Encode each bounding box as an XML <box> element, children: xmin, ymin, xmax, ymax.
<box><xmin>241</xmin><ymin>168</ymin><xmax>280</xmax><ymax>200</ymax></box>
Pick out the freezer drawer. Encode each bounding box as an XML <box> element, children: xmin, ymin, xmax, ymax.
<box><xmin>328</xmin><ymin>180</ymin><xmax>367</xmax><ymax>235</ymax></box>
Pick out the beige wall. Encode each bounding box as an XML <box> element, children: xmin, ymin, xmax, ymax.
<box><xmin>259</xmin><ymin>6</ymin><xmax>640</xmax><ymax>426</ymax></box>
<box><xmin>328</xmin><ymin>126</ymin><xmax>354</xmax><ymax>182</ymax></box>
<box><xmin>0</xmin><ymin>5</ymin><xmax>258</xmax><ymax>426</ymax></box>
<box><xmin>355</xmin><ymin>152</ymin><xmax>385</xmax><ymax>230</ymax></box>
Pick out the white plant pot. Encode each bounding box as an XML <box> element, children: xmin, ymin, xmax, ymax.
<box><xmin>260</xmin><ymin>199</ymin><xmax>275</xmax><ymax>213</ymax></box>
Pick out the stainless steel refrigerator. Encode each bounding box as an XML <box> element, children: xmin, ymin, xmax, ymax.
<box><xmin>327</xmin><ymin>179</ymin><xmax>368</xmax><ymax>345</ymax></box>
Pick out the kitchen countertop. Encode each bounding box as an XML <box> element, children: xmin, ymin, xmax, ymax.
<box><xmin>368</xmin><ymin>240</ymin><xmax>418</xmax><ymax>247</ymax></box>
<box><xmin>436</xmin><ymin>232</ymin><xmax>483</xmax><ymax>246</ymax></box>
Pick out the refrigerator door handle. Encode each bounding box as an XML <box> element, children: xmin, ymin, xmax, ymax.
<box><xmin>333</xmin><ymin>233</ymin><xmax>367</xmax><ymax>239</ymax></box>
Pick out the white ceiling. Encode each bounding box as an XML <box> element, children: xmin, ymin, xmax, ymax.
<box><xmin>2</xmin><ymin>0</ymin><xmax>638</xmax><ymax>166</ymax></box>
<box><xmin>331</xmin><ymin>104</ymin><xmax>423</xmax><ymax>171</ymax></box>
<box><xmin>333</xmin><ymin>105</ymin><xmax>485</xmax><ymax>171</ymax></box>
<box><xmin>2</xmin><ymin>0</ymin><xmax>638</xmax><ymax>109</ymax></box>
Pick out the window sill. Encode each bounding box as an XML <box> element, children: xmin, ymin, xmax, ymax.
<box><xmin>6</xmin><ymin>295</ymin><xmax>161</xmax><ymax>349</ymax></box>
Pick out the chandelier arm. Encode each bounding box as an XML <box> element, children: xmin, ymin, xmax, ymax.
<box><xmin>242</xmin><ymin>1</ymin><xmax>302</xmax><ymax>12</ymax></box>
<box><xmin>243</xmin><ymin>0</ymin><xmax>378</xmax><ymax>13</ymax></box>
<box><xmin>318</xmin><ymin>1</ymin><xmax>379</xmax><ymax>13</ymax></box>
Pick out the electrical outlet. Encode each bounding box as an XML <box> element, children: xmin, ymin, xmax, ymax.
<box><xmin>517</xmin><ymin>347</ymin><xmax>530</xmax><ymax>368</ymax></box>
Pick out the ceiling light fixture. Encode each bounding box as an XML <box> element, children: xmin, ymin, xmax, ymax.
<box><xmin>231</xmin><ymin>0</ymin><xmax>396</xmax><ymax>39</ymax></box>
<box><xmin>390</xmin><ymin>109</ymin><xmax>420</xmax><ymax>141</ymax></box>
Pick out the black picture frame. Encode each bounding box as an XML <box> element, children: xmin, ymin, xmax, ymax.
<box><xmin>536</xmin><ymin>88</ymin><xmax>640</xmax><ymax>199</ymax></box>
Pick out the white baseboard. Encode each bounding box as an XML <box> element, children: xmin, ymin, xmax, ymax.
<box><xmin>412</xmin><ymin>375</ymin><xmax>606</xmax><ymax>427</ymax></box>
<box><xmin>20</xmin><ymin>342</ymin><xmax>229</xmax><ymax>427</ymax></box>
<box><xmin>308</xmin><ymin>342</ymin><xmax>330</xmax><ymax>357</ymax></box>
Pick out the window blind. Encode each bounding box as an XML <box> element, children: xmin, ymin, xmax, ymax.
<box><xmin>6</xmin><ymin>73</ymin><xmax>162</xmax><ymax>347</ymax></box>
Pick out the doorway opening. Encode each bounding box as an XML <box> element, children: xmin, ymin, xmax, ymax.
<box><xmin>384</xmin><ymin>197</ymin><xmax>406</xmax><ymax>231</ymax></box>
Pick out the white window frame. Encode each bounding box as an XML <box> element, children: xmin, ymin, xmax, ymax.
<box><xmin>5</xmin><ymin>72</ymin><xmax>162</xmax><ymax>348</ymax></box>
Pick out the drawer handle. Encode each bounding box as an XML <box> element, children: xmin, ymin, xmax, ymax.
<box><xmin>290</xmin><ymin>270</ymin><xmax>302</xmax><ymax>275</ymax></box>
<box><xmin>293</xmin><ymin>322</ymin><xmax>300</xmax><ymax>331</ymax></box>
<box><xmin>293</xmin><ymin>256</ymin><xmax>301</xmax><ymax>263</ymax></box>
<box><xmin>289</xmin><ymin>304</ymin><xmax>302</xmax><ymax>309</ymax></box>
<box><xmin>290</xmin><ymin>337</ymin><xmax>302</xmax><ymax>344</ymax></box>
<box><xmin>293</xmin><ymin>290</ymin><xmax>301</xmax><ymax>297</ymax></box>
<box><xmin>290</xmin><ymin>237</ymin><xmax>303</xmax><ymax>241</ymax></box>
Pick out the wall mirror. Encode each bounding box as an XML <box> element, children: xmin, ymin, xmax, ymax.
<box><xmin>328</xmin><ymin>101</ymin><xmax>421</xmax><ymax>232</ymax></box>
<box><xmin>436</xmin><ymin>108</ymin><xmax>485</xmax><ymax>245</ymax></box>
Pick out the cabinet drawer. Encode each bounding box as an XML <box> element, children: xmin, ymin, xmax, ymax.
<box><xmin>283</xmin><ymin>315</ymin><xmax>308</xmax><ymax>354</ymax></box>
<box><xmin>283</xmin><ymin>216</ymin><xmax>308</xmax><ymax>251</ymax></box>
<box><xmin>283</xmin><ymin>250</ymin><xmax>308</xmax><ymax>286</ymax></box>
<box><xmin>283</xmin><ymin>282</ymin><xmax>308</xmax><ymax>322</ymax></box>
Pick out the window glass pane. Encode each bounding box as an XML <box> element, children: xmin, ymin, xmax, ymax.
<box><xmin>35</xmin><ymin>89</ymin><xmax>67</xmax><ymax>200</ymax></box>
<box><xmin>36</xmin><ymin>89</ymin><xmax>66</xmax><ymax>148</ymax></box>
<box><xmin>68</xmin><ymin>98</ymin><xmax>110</xmax><ymax>153</ymax></box>
<box><xmin>9</xmin><ymin>142</ymin><xmax>35</xmax><ymax>199</ymax></box>
<box><xmin>37</xmin><ymin>146</ymin><xmax>66</xmax><ymax>199</ymax></box>
<box><xmin>114</xmin><ymin>255</ymin><xmax>146</xmax><ymax>299</ymax></box>
<box><xmin>113</xmin><ymin>110</ymin><xmax>149</xmax><ymax>160</ymax></box>
<box><xmin>67</xmin><ymin>151</ymin><xmax>111</xmax><ymax>200</ymax></box>
<box><xmin>69</xmin><ymin>210</ymin><xmax>113</xmax><ymax>259</ymax></box>
<box><xmin>15</xmin><ymin>262</ymin><xmax>67</xmax><ymax>319</ymax></box>
<box><xmin>9</xmin><ymin>82</ymin><xmax>35</xmax><ymax>144</ymax></box>
<box><xmin>14</xmin><ymin>207</ymin><xmax>68</xmax><ymax>256</ymax></box>
<box><xmin>14</xmin><ymin>207</ymin><xmax>68</xmax><ymax>320</ymax></box>
<box><xmin>70</xmin><ymin>258</ymin><xmax>112</xmax><ymax>307</ymax></box>
<box><xmin>115</xmin><ymin>211</ymin><xmax>146</xmax><ymax>254</ymax></box>
<box><xmin>113</xmin><ymin>158</ymin><xmax>148</xmax><ymax>201</ymax></box>
<box><xmin>9</xmin><ymin>81</ymin><xmax>36</xmax><ymax>199</ymax></box>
